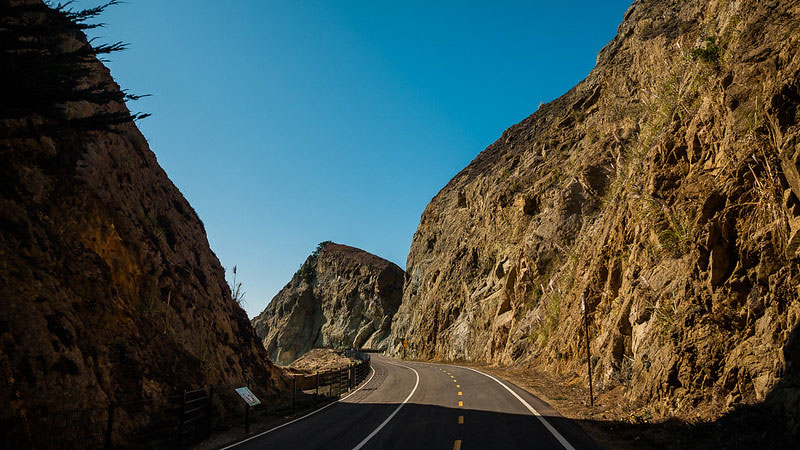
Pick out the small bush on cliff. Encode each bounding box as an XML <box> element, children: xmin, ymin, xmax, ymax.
<box><xmin>228</xmin><ymin>265</ymin><xmax>246</xmax><ymax>306</ymax></box>
<box><xmin>657</xmin><ymin>212</ymin><xmax>693</xmax><ymax>257</ymax></box>
<box><xmin>690</xmin><ymin>36</ymin><xmax>723</xmax><ymax>64</ymax></box>
<box><xmin>531</xmin><ymin>288</ymin><xmax>562</xmax><ymax>345</ymax></box>
<box><xmin>639</xmin><ymin>196</ymin><xmax>694</xmax><ymax>258</ymax></box>
<box><xmin>313</xmin><ymin>241</ymin><xmax>333</xmax><ymax>257</ymax></box>
<box><xmin>645</xmin><ymin>293</ymin><xmax>678</xmax><ymax>334</ymax></box>
<box><xmin>298</xmin><ymin>241</ymin><xmax>333</xmax><ymax>283</ymax></box>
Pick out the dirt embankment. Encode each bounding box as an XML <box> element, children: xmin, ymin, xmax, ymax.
<box><xmin>284</xmin><ymin>348</ymin><xmax>359</xmax><ymax>375</ymax></box>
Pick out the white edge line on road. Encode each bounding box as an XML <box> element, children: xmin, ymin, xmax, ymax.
<box><xmin>351</xmin><ymin>362</ymin><xmax>420</xmax><ymax>450</ymax></box>
<box><xmin>461</xmin><ymin>366</ymin><xmax>576</xmax><ymax>450</ymax></box>
<box><xmin>221</xmin><ymin>365</ymin><xmax>377</xmax><ymax>450</ymax></box>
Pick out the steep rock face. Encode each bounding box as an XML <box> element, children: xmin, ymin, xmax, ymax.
<box><xmin>252</xmin><ymin>243</ymin><xmax>403</xmax><ymax>365</ymax></box>
<box><xmin>0</xmin><ymin>0</ymin><xmax>286</xmax><ymax>420</ymax></box>
<box><xmin>391</xmin><ymin>0</ymin><xmax>800</xmax><ymax>426</ymax></box>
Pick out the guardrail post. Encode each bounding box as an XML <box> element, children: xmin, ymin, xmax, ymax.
<box><xmin>292</xmin><ymin>376</ymin><xmax>296</xmax><ymax>415</ymax></box>
<box><xmin>207</xmin><ymin>385</ymin><xmax>214</xmax><ymax>439</ymax></box>
<box><xmin>177</xmin><ymin>389</ymin><xmax>187</xmax><ymax>448</ymax></box>
<box><xmin>315</xmin><ymin>371</ymin><xmax>319</xmax><ymax>408</ymax></box>
<box><xmin>104</xmin><ymin>401</ymin><xmax>114</xmax><ymax>450</ymax></box>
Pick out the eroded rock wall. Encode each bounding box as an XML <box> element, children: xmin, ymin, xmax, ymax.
<box><xmin>0</xmin><ymin>0</ymin><xmax>287</xmax><ymax>419</ymax></box>
<box><xmin>391</xmin><ymin>0</ymin><xmax>800</xmax><ymax>425</ymax></box>
<box><xmin>252</xmin><ymin>243</ymin><xmax>403</xmax><ymax>365</ymax></box>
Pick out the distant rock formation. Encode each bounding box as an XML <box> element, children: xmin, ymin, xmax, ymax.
<box><xmin>252</xmin><ymin>242</ymin><xmax>403</xmax><ymax>365</ymax></box>
<box><xmin>0</xmin><ymin>0</ymin><xmax>286</xmax><ymax>420</ymax></box>
<box><xmin>390</xmin><ymin>0</ymin><xmax>800</xmax><ymax>432</ymax></box>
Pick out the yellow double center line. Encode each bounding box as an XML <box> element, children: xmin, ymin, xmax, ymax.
<box><xmin>455</xmin><ymin>371</ymin><xmax>463</xmax><ymax>450</ymax></box>
<box><xmin>438</xmin><ymin>366</ymin><xmax>464</xmax><ymax>450</ymax></box>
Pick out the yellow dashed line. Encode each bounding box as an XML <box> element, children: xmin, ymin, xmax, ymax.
<box><xmin>454</xmin><ymin>440</ymin><xmax>462</xmax><ymax>450</ymax></box>
<box><xmin>458</xmin><ymin>415</ymin><xmax>464</xmax><ymax>424</ymax></box>
<box><xmin>458</xmin><ymin>400</ymin><xmax>463</xmax><ymax>407</ymax></box>
<box><xmin>456</xmin><ymin>384</ymin><xmax>460</xmax><ymax>388</ymax></box>
<box><xmin>458</xmin><ymin>391</ymin><xmax>462</xmax><ymax>396</ymax></box>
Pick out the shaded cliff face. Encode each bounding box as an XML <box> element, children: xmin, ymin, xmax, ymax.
<box><xmin>391</xmin><ymin>0</ymin><xmax>800</xmax><ymax>426</ymax></box>
<box><xmin>0</xmin><ymin>1</ymin><xmax>286</xmax><ymax>419</ymax></box>
<box><xmin>252</xmin><ymin>243</ymin><xmax>403</xmax><ymax>365</ymax></box>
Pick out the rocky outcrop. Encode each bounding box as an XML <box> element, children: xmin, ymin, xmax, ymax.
<box><xmin>0</xmin><ymin>0</ymin><xmax>286</xmax><ymax>420</ymax></box>
<box><xmin>252</xmin><ymin>242</ymin><xmax>403</xmax><ymax>365</ymax></box>
<box><xmin>391</xmin><ymin>0</ymin><xmax>800</xmax><ymax>428</ymax></box>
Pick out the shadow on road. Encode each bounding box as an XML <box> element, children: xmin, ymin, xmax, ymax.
<box><xmin>226</xmin><ymin>401</ymin><xmax>600</xmax><ymax>450</ymax></box>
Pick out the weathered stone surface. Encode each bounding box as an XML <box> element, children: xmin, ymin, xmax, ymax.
<box><xmin>0</xmin><ymin>1</ymin><xmax>287</xmax><ymax>420</ymax></box>
<box><xmin>252</xmin><ymin>243</ymin><xmax>403</xmax><ymax>365</ymax></box>
<box><xmin>390</xmin><ymin>0</ymin><xmax>800</xmax><ymax>428</ymax></box>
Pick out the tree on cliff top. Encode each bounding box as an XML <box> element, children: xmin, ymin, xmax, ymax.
<box><xmin>298</xmin><ymin>241</ymin><xmax>334</xmax><ymax>282</ymax></box>
<box><xmin>0</xmin><ymin>1</ymin><xmax>149</xmax><ymax>137</ymax></box>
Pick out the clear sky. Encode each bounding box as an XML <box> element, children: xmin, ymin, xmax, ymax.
<box><xmin>75</xmin><ymin>0</ymin><xmax>633</xmax><ymax>317</ymax></box>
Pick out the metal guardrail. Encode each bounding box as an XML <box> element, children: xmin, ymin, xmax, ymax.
<box><xmin>0</xmin><ymin>352</ymin><xmax>372</xmax><ymax>449</ymax></box>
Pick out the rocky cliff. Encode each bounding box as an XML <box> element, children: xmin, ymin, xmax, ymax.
<box><xmin>252</xmin><ymin>242</ymin><xmax>403</xmax><ymax>365</ymax></box>
<box><xmin>391</xmin><ymin>0</ymin><xmax>800</xmax><ymax>429</ymax></box>
<box><xmin>0</xmin><ymin>0</ymin><xmax>286</xmax><ymax>420</ymax></box>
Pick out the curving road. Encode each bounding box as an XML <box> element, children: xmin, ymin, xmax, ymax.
<box><xmin>225</xmin><ymin>355</ymin><xmax>599</xmax><ymax>449</ymax></box>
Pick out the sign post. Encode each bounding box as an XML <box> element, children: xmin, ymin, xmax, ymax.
<box><xmin>402</xmin><ymin>339</ymin><xmax>408</xmax><ymax>359</ymax></box>
<box><xmin>582</xmin><ymin>295</ymin><xmax>594</xmax><ymax>407</ymax></box>
<box><xmin>235</xmin><ymin>387</ymin><xmax>261</xmax><ymax>435</ymax></box>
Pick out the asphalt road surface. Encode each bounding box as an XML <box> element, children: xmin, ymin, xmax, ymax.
<box><xmin>225</xmin><ymin>355</ymin><xmax>599</xmax><ymax>450</ymax></box>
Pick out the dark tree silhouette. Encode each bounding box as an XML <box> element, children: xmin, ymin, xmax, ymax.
<box><xmin>0</xmin><ymin>0</ymin><xmax>149</xmax><ymax>138</ymax></box>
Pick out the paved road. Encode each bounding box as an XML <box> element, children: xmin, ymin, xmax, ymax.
<box><xmin>225</xmin><ymin>355</ymin><xmax>599</xmax><ymax>450</ymax></box>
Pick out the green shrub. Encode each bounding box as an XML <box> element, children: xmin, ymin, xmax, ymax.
<box><xmin>690</xmin><ymin>36</ymin><xmax>722</xmax><ymax>64</ymax></box>
<box><xmin>298</xmin><ymin>241</ymin><xmax>333</xmax><ymax>283</ymax></box>
<box><xmin>658</xmin><ymin>211</ymin><xmax>693</xmax><ymax>257</ymax></box>
<box><xmin>645</xmin><ymin>294</ymin><xmax>678</xmax><ymax>333</ymax></box>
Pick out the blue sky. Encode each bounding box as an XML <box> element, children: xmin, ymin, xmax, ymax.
<box><xmin>76</xmin><ymin>0</ymin><xmax>632</xmax><ymax>317</ymax></box>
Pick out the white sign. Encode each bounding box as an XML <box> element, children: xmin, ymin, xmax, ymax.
<box><xmin>235</xmin><ymin>387</ymin><xmax>261</xmax><ymax>406</ymax></box>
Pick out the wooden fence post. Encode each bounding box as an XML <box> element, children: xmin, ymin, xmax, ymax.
<box><xmin>177</xmin><ymin>390</ymin><xmax>187</xmax><ymax>448</ymax></box>
<box><xmin>207</xmin><ymin>386</ymin><xmax>214</xmax><ymax>439</ymax></box>
<box><xmin>292</xmin><ymin>376</ymin><xmax>296</xmax><ymax>415</ymax></box>
<box><xmin>103</xmin><ymin>401</ymin><xmax>114</xmax><ymax>450</ymax></box>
